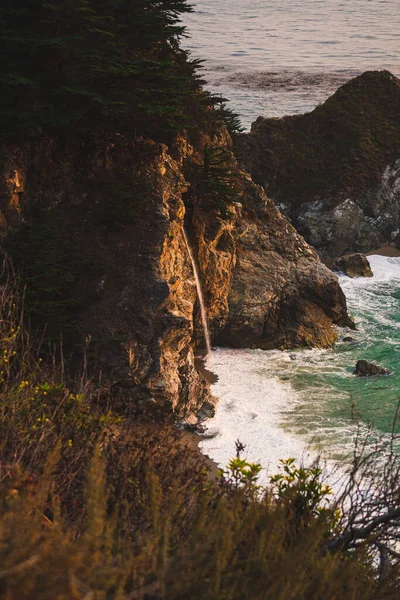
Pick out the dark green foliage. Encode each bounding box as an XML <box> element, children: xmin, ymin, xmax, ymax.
<box><xmin>213</xmin><ymin>100</ymin><xmax>244</xmax><ymax>134</ymax></box>
<box><xmin>9</xmin><ymin>224</ymin><xmax>78</xmax><ymax>339</ymax></box>
<box><xmin>187</xmin><ymin>144</ymin><xmax>240</xmax><ymax>213</ymax></box>
<box><xmin>0</xmin><ymin>0</ymin><xmax>211</xmax><ymax>138</ymax></box>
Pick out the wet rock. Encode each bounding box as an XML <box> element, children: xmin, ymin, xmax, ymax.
<box><xmin>235</xmin><ymin>71</ymin><xmax>400</xmax><ymax>258</ymax></box>
<box><xmin>334</xmin><ymin>253</ymin><xmax>373</xmax><ymax>278</ymax></box>
<box><xmin>342</xmin><ymin>336</ymin><xmax>355</xmax><ymax>342</ymax></box>
<box><xmin>213</xmin><ymin>178</ymin><xmax>354</xmax><ymax>349</ymax></box>
<box><xmin>0</xmin><ymin>127</ymin><xmax>353</xmax><ymax>419</ymax></box>
<box><xmin>354</xmin><ymin>360</ymin><xmax>389</xmax><ymax>377</ymax></box>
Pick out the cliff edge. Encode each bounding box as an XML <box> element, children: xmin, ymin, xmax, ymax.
<box><xmin>235</xmin><ymin>71</ymin><xmax>400</xmax><ymax>257</ymax></box>
<box><xmin>0</xmin><ymin>129</ymin><xmax>351</xmax><ymax>419</ymax></box>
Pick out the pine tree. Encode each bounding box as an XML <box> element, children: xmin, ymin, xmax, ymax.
<box><xmin>0</xmin><ymin>0</ymin><xmax>209</xmax><ymax>137</ymax></box>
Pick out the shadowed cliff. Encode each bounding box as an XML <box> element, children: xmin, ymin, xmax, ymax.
<box><xmin>0</xmin><ymin>0</ymin><xmax>351</xmax><ymax>419</ymax></box>
<box><xmin>235</xmin><ymin>71</ymin><xmax>400</xmax><ymax>257</ymax></box>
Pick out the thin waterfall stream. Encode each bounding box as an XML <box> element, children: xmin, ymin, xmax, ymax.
<box><xmin>182</xmin><ymin>229</ymin><xmax>212</xmax><ymax>354</ymax></box>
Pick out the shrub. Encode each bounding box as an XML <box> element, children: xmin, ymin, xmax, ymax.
<box><xmin>270</xmin><ymin>458</ymin><xmax>336</xmax><ymax>529</ymax></box>
<box><xmin>213</xmin><ymin>100</ymin><xmax>244</xmax><ymax>135</ymax></box>
<box><xmin>185</xmin><ymin>144</ymin><xmax>241</xmax><ymax>215</ymax></box>
<box><xmin>0</xmin><ymin>262</ymin><xmax>400</xmax><ymax>599</ymax></box>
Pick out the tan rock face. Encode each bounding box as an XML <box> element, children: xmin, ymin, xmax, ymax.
<box><xmin>0</xmin><ymin>130</ymin><xmax>352</xmax><ymax>418</ymax></box>
<box><xmin>213</xmin><ymin>178</ymin><xmax>352</xmax><ymax>349</ymax></box>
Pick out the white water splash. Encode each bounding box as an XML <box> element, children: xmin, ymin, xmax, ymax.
<box><xmin>200</xmin><ymin>255</ymin><xmax>400</xmax><ymax>481</ymax></box>
<box><xmin>182</xmin><ymin>229</ymin><xmax>211</xmax><ymax>354</ymax></box>
<box><xmin>200</xmin><ymin>348</ymin><xmax>316</xmax><ymax>483</ymax></box>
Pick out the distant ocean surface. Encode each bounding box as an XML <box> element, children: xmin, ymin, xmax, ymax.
<box><xmin>182</xmin><ymin>0</ymin><xmax>400</xmax><ymax>128</ymax></box>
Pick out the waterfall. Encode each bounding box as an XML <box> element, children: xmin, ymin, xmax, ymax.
<box><xmin>182</xmin><ymin>229</ymin><xmax>212</xmax><ymax>354</ymax></box>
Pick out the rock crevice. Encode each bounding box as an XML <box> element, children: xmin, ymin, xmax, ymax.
<box><xmin>0</xmin><ymin>129</ymin><xmax>351</xmax><ymax>418</ymax></box>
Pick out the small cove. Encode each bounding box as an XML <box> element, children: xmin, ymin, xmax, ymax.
<box><xmin>199</xmin><ymin>255</ymin><xmax>400</xmax><ymax>479</ymax></box>
<box><xmin>184</xmin><ymin>0</ymin><xmax>400</xmax><ymax>479</ymax></box>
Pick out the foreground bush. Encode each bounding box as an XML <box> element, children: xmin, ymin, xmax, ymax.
<box><xmin>1</xmin><ymin>267</ymin><xmax>400</xmax><ymax>598</ymax></box>
<box><xmin>2</xmin><ymin>452</ymin><xmax>400</xmax><ymax>600</ymax></box>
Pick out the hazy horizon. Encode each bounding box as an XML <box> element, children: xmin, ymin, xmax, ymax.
<box><xmin>182</xmin><ymin>0</ymin><xmax>400</xmax><ymax>126</ymax></box>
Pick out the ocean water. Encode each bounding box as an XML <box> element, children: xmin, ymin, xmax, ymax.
<box><xmin>186</xmin><ymin>1</ymin><xmax>400</xmax><ymax>476</ymax></box>
<box><xmin>182</xmin><ymin>0</ymin><xmax>400</xmax><ymax>128</ymax></box>
<box><xmin>201</xmin><ymin>256</ymin><xmax>400</xmax><ymax>478</ymax></box>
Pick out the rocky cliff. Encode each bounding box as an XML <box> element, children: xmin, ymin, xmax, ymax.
<box><xmin>235</xmin><ymin>71</ymin><xmax>400</xmax><ymax>258</ymax></box>
<box><xmin>0</xmin><ymin>129</ymin><xmax>351</xmax><ymax>420</ymax></box>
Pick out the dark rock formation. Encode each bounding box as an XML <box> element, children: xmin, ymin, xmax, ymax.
<box><xmin>0</xmin><ymin>129</ymin><xmax>352</xmax><ymax>418</ymax></box>
<box><xmin>210</xmin><ymin>176</ymin><xmax>353</xmax><ymax>349</ymax></box>
<box><xmin>354</xmin><ymin>360</ymin><xmax>389</xmax><ymax>377</ymax></box>
<box><xmin>334</xmin><ymin>253</ymin><xmax>373</xmax><ymax>278</ymax></box>
<box><xmin>235</xmin><ymin>71</ymin><xmax>400</xmax><ymax>258</ymax></box>
<box><xmin>0</xmin><ymin>136</ymin><xmax>212</xmax><ymax>419</ymax></box>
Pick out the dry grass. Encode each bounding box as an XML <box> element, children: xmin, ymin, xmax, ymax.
<box><xmin>0</xmin><ymin>260</ymin><xmax>400</xmax><ymax>599</ymax></box>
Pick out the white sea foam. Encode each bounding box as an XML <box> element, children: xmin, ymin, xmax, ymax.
<box><xmin>339</xmin><ymin>256</ymin><xmax>400</xmax><ymax>331</ymax></box>
<box><xmin>200</xmin><ymin>255</ymin><xmax>400</xmax><ymax>483</ymax></box>
<box><xmin>201</xmin><ymin>349</ymin><xmax>318</xmax><ymax>482</ymax></box>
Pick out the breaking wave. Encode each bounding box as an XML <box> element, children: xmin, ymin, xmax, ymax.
<box><xmin>201</xmin><ymin>256</ymin><xmax>400</xmax><ymax>479</ymax></box>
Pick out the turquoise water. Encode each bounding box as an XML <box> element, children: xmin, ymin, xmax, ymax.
<box><xmin>202</xmin><ymin>256</ymin><xmax>400</xmax><ymax>474</ymax></box>
<box><xmin>287</xmin><ymin>257</ymin><xmax>400</xmax><ymax>435</ymax></box>
<box><xmin>264</xmin><ymin>256</ymin><xmax>400</xmax><ymax>459</ymax></box>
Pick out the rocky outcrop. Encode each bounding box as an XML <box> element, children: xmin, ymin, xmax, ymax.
<box><xmin>354</xmin><ymin>360</ymin><xmax>389</xmax><ymax>377</ymax></box>
<box><xmin>334</xmin><ymin>254</ymin><xmax>373</xmax><ymax>278</ymax></box>
<box><xmin>211</xmin><ymin>176</ymin><xmax>353</xmax><ymax>349</ymax></box>
<box><xmin>0</xmin><ymin>136</ymin><xmax>213</xmax><ymax>419</ymax></box>
<box><xmin>181</xmin><ymin>134</ymin><xmax>352</xmax><ymax>350</ymax></box>
<box><xmin>235</xmin><ymin>71</ymin><xmax>400</xmax><ymax>258</ymax></box>
<box><xmin>0</xmin><ymin>129</ymin><xmax>352</xmax><ymax>418</ymax></box>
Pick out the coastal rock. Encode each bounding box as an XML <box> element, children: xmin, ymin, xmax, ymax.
<box><xmin>183</xmin><ymin>132</ymin><xmax>352</xmax><ymax>350</ymax></box>
<box><xmin>0</xmin><ymin>136</ymin><xmax>212</xmax><ymax>419</ymax></box>
<box><xmin>215</xmin><ymin>177</ymin><xmax>353</xmax><ymax>349</ymax></box>
<box><xmin>334</xmin><ymin>253</ymin><xmax>373</xmax><ymax>278</ymax></box>
<box><xmin>0</xmin><ymin>128</ymin><xmax>352</xmax><ymax>417</ymax></box>
<box><xmin>354</xmin><ymin>360</ymin><xmax>389</xmax><ymax>377</ymax></box>
<box><xmin>235</xmin><ymin>71</ymin><xmax>400</xmax><ymax>258</ymax></box>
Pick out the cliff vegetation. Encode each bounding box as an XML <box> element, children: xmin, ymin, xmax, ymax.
<box><xmin>0</xmin><ymin>0</ymin><xmax>216</xmax><ymax>139</ymax></box>
<box><xmin>1</xmin><ymin>1</ymin><xmax>396</xmax><ymax>597</ymax></box>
